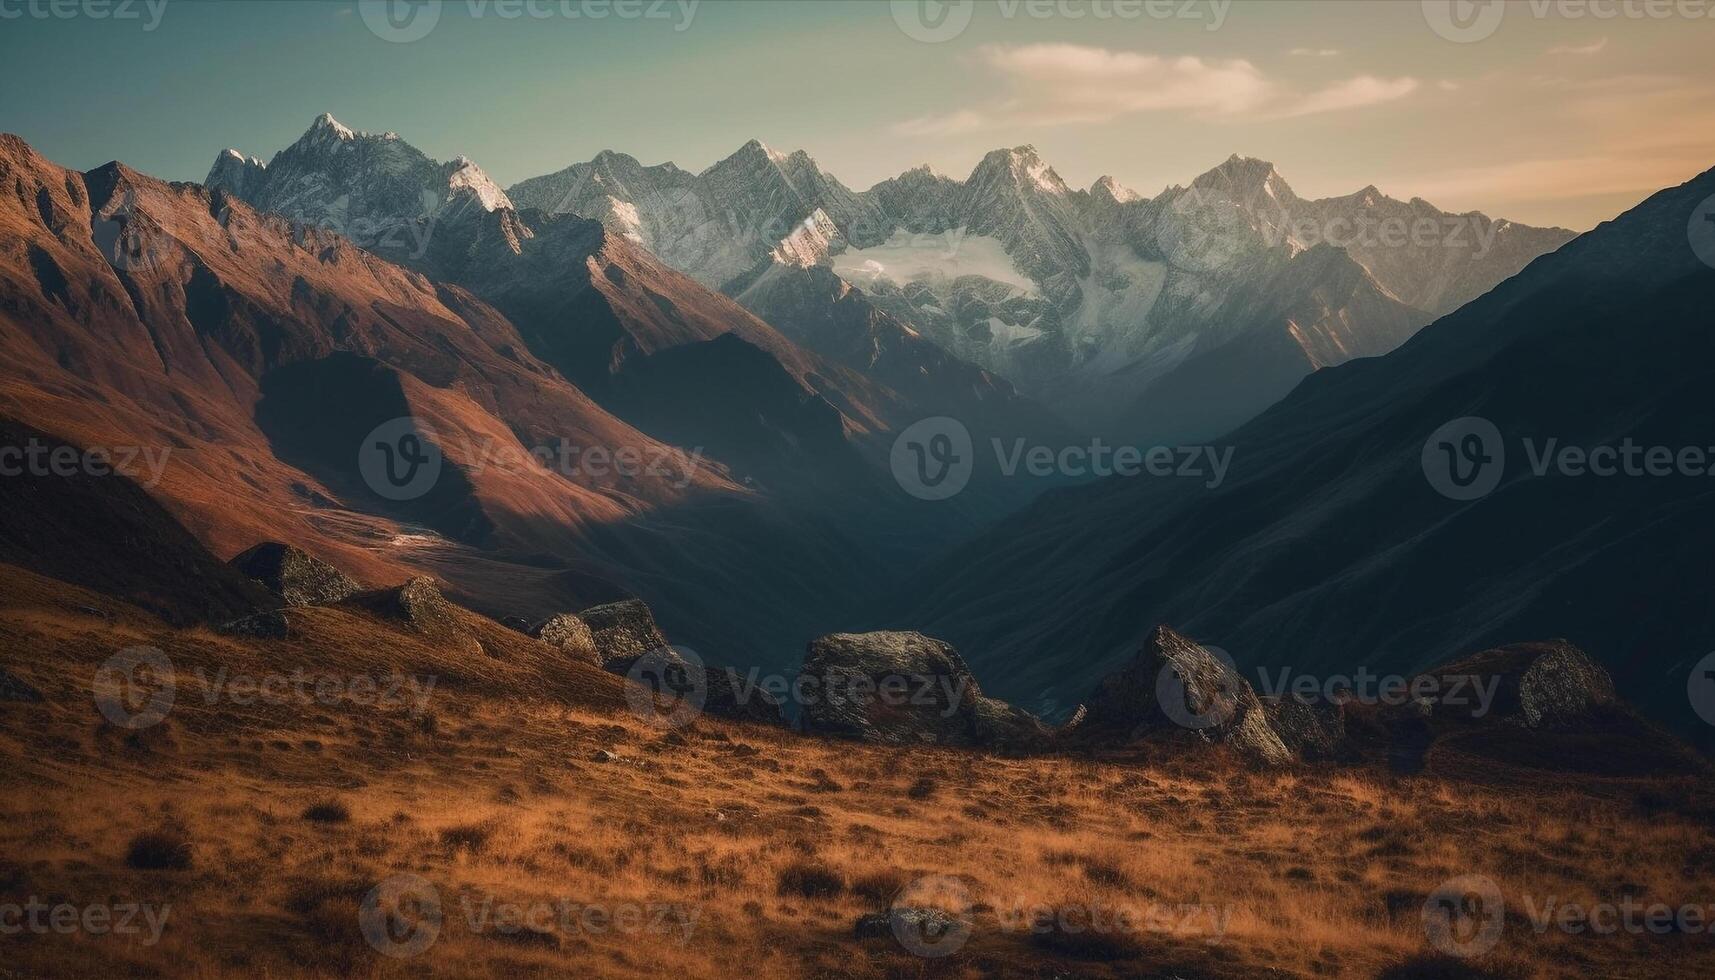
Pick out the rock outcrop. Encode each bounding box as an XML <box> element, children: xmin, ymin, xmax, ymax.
<box><xmin>577</xmin><ymin>599</ymin><xmax>669</xmax><ymax>669</ymax></box>
<box><xmin>1079</xmin><ymin>625</ymin><xmax>1292</xmax><ymax>765</ymax></box>
<box><xmin>229</xmin><ymin>542</ymin><xmax>360</xmax><ymax>607</ymax></box>
<box><xmin>799</xmin><ymin>631</ymin><xmax>1051</xmax><ymax>747</ymax></box>
<box><xmin>529</xmin><ymin>613</ymin><xmax>599</xmax><ymax>666</ymax></box>
<box><xmin>1266</xmin><ymin>695</ymin><xmax>1349</xmax><ymax>761</ymax></box>
<box><xmin>351</xmin><ymin>577</ymin><xmax>482</xmax><ymax>656</ymax></box>
<box><xmin>1415</xmin><ymin>640</ymin><xmax>1616</xmax><ymax>726</ymax></box>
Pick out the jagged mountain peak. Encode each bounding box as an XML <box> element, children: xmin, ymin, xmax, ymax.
<box><xmin>972</xmin><ymin>144</ymin><xmax>1069</xmax><ymax>195</ymax></box>
<box><xmin>1192</xmin><ymin>154</ymin><xmax>1296</xmax><ymax>205</ymax></box>
<box><xmin>305</xmin><ymin>111</ymin><xmax>357</xmax><ymax>142</ymax></box>
<box><xmin>1090</xmin><ymin>175</ymin><xmax>1140</xmax><ymax>204</ymax></box>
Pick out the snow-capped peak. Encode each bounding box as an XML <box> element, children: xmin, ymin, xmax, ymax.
<box><xmin>307</xmin><ymin>112</ymin><xmax>356</xmax><ymax>142</ymax></box>
<box><xmin>974</xmin><ymin>145</ymin><xmax>1070</xmax><ymax>196</ymax></box>
<box><xmin>219</xmin><ymin>148</ymin><xmax>265</xmax><ymax>169</ymax></box>
<box><xmin>445</xmin><ymin>156</ymin><xmax>513</xmax><ymax>212</ymax></box>
<box><xmin>1091</xmin><ymin>176</ymin><xmax>1139</xmax><ymax>203</ymax></box>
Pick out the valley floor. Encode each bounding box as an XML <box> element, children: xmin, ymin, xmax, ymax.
<box><xmin>0</xmin><ymin>565</ymin><xmax>1710</xmax><ymax>980</ymax></box>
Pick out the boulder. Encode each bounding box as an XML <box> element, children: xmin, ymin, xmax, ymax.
<box><xmin>354</xmin><ymin>577</ymin><xmax>482</xmax><ymax>656</ymax></box>
<box><xmin>228</xmin><ymin>542</ymin><xmax>359</xmax><ymax>607</ymax></box>
<box><xmin>1266</xmin><ymin>694</ymin><xmax>1349</xmax><ymax>761</ymax></box>
<box><xmin>577</xmin><ymin>599</ymin><xmax>668</xmax><ymax>668</ymax></box>
<box><xmin>529</xmin><ymin>613</ymin><xmax>599</xmax><ymax>665</ymax></box>
<box><xmin>1078</xmin><ymin>625</ymin><xmax>1292</xmax><ymax>766</ymax></box>
<box><xmin>1415</xmin><ymin>639</ymin><xmax>1616</xmax><ymax>726</ymax></box>
<box><xmin>799</xmin><ymin>631</ymin><xmax>1051</xmax><ymax>747</ymax></box>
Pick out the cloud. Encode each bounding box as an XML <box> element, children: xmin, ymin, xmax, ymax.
<box><xmin>1289</xmin><ymin>48</ymin><xmax>1341</xmax><ymax>57</ymax></box>
<box><xmin>974</xmin><ymin>44</ymin><xmax>1274</xmax><ymax>119</ymax></box>
<box><xmin>892</xmin><ymin>110</ymin><xmax>987</xmax><ymax>137</ymax></box>
<box><xmin>1548</xmin><ymin>37</ymin><xmax>1608</xmax><ymax>56</ymax></box>
<box><xmin>887</xmin><ymin>44</ymin><xmax>1422</xmax><ymax>136</ymax></box>
<box><xmin>1275</xmin><ymin>76</ymin><xmax>1420</xmax><ymax>119</ymax></box>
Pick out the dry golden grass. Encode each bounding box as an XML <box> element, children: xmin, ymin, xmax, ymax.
<box><xmin>1</xmin><ymin>565</ymin><xmax>1711</xmax><ymax>979</ymax></box>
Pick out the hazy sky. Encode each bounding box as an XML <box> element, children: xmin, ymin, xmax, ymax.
<box><xmin>2</xmin><ymin>0</ymin><xmax>1713</xmax><ymax>229</ymax></box>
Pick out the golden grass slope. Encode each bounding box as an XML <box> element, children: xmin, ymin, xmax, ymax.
<box><xmin>1</xmin><ymin>563</ymin><xmax>1712</xmax><ymax>979</ymax></box>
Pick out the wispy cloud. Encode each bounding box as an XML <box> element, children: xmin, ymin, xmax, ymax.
<box><xmin>1289</xmin><ymin>48</ymin><xmax>1340</xmax><ymax>57</ymax></box>
<box><xmin>890</xmin><ymin>44</ymin><xmax>1419</xmax><ymax>135</ymax></box>
<box><xmin>1548</xmin><ymin>37</ymin><xmax>1609</xmax><ymax>56</ymax></box>
<box><xmin>1276</xmin><ymin>75</ymin><xmax>1420</xmax><ymax>119</ymax></box>
<box><xmin>975</xmin><ymin>44</ymin><xmax>1274</xmax><ymax>118</ymax></box>
<box><xmin>892</xmin><ymin>110</ymin><xmax>987</xmax><ymax>137</ymax></box>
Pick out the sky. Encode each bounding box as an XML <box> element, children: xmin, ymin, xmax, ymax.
<box><xmin>1</xmin><ymin>0</ymin><xmax>1713</xmax><ymax>230</ymax></box>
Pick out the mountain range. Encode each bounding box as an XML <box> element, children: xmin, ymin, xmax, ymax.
<box><xmin>506</xmin><ymin>138</ymin><xmax>1574</xmax><ymax>440</ymax></box>
<box><xmin>8</xmin><ymin>112</ymin><xmax>1708</xmax><ymax>745</ymax></box>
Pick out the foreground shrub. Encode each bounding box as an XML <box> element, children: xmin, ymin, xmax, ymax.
<box><xmin>776</xmin><ymin>862</ymin><xmax>843</xmax><ymax>900</ymax></box>
<box><xmin>124</xmin><ymin>831</ymin><xmax>192</xmax><ymax>871</ymax></box>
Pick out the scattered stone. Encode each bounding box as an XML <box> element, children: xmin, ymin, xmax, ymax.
<box><xmin>216</xmin><ymin>610</ymin><xmax>292</xmax><ymax>640</ymax></box>
<box><xmin>228</xmin><ymin>542</ymin><xmax>359</xmax><ymax>607</ymax></box>
<box><xmin>1078</xmin><ymin>625</ymin><xmax>1292</xmax><ymax>766</ymax></box>
<box><xmin>854</xmin><ymin>907</ymin><xmax>966</xmax><ymax>942</ymax></box>
<box><xmin>800</xmin><ymin>631</ymin><xmax>1052</xmax><ymax>747</ymax></box>
<box><xmin>591</xmin><ymin>749</ymin><xmax>618</xmax><ymax>763</ymax></box>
